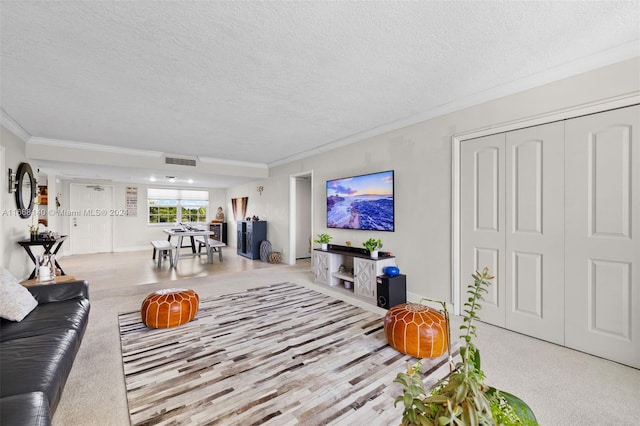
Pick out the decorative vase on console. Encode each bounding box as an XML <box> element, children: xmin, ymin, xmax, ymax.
<box><xmin>38</xmin><ymin>254</ymin><xmax>56</xmax><ymax>282</ymax></box>
<box><xmin>29</xmin><ymin>226</ymin><xmax>39</xmax><ymax>242</ymax></box>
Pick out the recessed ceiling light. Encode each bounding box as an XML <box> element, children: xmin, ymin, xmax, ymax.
<box><xmin>187</xmin><ymin>178</ymin><xmax>194</xmax><ymax>184</ymax></box>
<box><xmin>149</xmin><ymin>176</ymin><xmax>156</xmax><ymax>182</ymax></box>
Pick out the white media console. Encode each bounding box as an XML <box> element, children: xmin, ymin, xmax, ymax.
<box><xmin>312</xmin><ymin>245</ymin><xmax>397</xmax><ymax>303</ymax></box>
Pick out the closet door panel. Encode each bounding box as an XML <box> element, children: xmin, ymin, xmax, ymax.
<box><xmin>461</xmin><ymin>133</ymin><xmax>506</xmax><ymax>327</ymax></box>
<box><xmin>505</xmin><ymin>122</ymin><xmax>565</xmax><ymax>344</ymax></box>
<box><xmin>565</xmin><ymin>105</ymin><xmax>639</xmax><ymax>368</ymax></box>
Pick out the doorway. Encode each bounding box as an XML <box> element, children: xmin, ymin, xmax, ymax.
<box><xmin>69</xmin><ymin>183</ymin><xmax>114</xmax><ymax>254</ymax></box>
<box><xmin>288</xmin><ymin>171</ymin><xmax>313</xmax><ymax>265</ymax></box>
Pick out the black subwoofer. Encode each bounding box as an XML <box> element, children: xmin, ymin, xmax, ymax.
<box><xmin>377</xmin><ymin>274</ymin><xmax>407</xmax><ymax>309</ymax></box>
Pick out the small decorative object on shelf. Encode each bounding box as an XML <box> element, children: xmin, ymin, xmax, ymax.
<box><xmin>314</xmin><ymin>233</ymin><xmax>332</xmax><ymax>250</ymax></box>
<box><xmin>363</xmin><ymin>238</ymin><xmax>383</xmax><ymax>258</ymax></box>
<box><xmin>36</xmin><ymin>254</ymin><xmax>56</xmax><ymax>282</ymax></box>
<box><xmin>212</xmin><ymin>206</ymin><xmax>224</xmax><ymax>222</ymax></box>
<box><xmin>29</xmin><ymin>225</ymin><xmax>39</xmax><ymax>241</ymax></box>
<box><xmin>384</xmin><ymin>266</ymin><xmax>400</xmax><ymax>277</ymax></box>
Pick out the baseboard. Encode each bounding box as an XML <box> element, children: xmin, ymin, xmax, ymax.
<box><xmin>113</xmin><ymin>245</ymin><xmax>150</xmax><ymax>253</ymax></box>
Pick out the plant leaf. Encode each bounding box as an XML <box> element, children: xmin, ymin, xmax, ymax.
<box><xmin>394</xmin><ymin>395</ymin><xmax>404</xmax><ymax>407</ymax></box>
<box><xmin>411</xmin><ymin>384</ymin><xmax>426</xmax><ymax>397</ymax></box>
<box><xmin>414</xmin><ymin>399</ymin><xmax>428</xmax><ymax>413</ymax></box>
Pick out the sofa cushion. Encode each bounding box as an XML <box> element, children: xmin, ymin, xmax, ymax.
<box><xmin>0</xmin><ymin>331</ymin><xmax>79</xmax><ymax>413</ymax></box>
<box><xmin>0</xmin><ymin>267</ymin><xmax>38</xmax><ymax>321</ymax></box>
<box><xmin>0</xmin><ymin>298</ymin><xmax>90</xmax><ymax>342</ymax></box>
<box><xmin>27</xmin><ymin>280</ymin><xmax>89</xmax><ymax>305</ymax></box>
<box><xmin>0</xmin><ymin>392</ymin><xmax>51</xmax><ymax>426</ymax></box>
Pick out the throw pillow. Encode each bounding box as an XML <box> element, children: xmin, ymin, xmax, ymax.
<box><xmin>0</xmin><ymin>267</ymin><xmax>38</xmax><ymax>321</ymax></box>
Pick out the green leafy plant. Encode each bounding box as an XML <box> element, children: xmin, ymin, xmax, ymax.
<box><xmin>314</xmin><ymin>233</ymin><xmax>332</xmax><ymax>244</ymax></box>
<box><xmin>393</xmin><ymin>267</ymin><xmax>538</xmax><ymax>426</ymax></box>
<box><xmin>362</xmin><ymin>238</ymin><xmax>383</xmax><ymax>253</ymax></box>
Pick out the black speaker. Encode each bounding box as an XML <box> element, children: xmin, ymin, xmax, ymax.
<box><xmin>377</xmin><ymin>274</ymin><xmax>406</xmax><ymax>309</ymax></box>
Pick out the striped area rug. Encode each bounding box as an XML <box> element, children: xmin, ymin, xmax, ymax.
<box><xmin>118</xmin><ymin>282</ymin><xmax>457</xmax><ymax>425</ymax></box>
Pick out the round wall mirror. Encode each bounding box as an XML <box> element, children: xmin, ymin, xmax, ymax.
<box><xmin>15</xmin><ymin>162</ymin><xmax>36</xmax><ymax>219</ymax></box>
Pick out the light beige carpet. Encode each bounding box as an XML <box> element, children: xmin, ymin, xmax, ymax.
<box><xmin>118</xmin><ymin>282</ymin><xmax>457</xmax><ymax>425</ymax></box>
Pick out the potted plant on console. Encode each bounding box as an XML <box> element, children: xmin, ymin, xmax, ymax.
<box><xmin>314</xmin><ymin>233</ymin><xmax>332</xmax><ymax>250</ymax></box>
<box><xmin>363</xmin><ymin>238</ymin><xmax>383</xmax><ymax>258</ymax></box>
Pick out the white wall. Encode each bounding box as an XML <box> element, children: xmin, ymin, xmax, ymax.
<box><xmin>0</xmin><ymin>126</ymin><xmax>37</xmax><ymax>279</ymax></box>
<box><xmin>262</xmin><ymin>58</ymin><xmax>640</xmax><ymax>303</ymax></box>
<box><xmin>225</xmin><ymin>175</ymin><xmax>290</xmax><ymax>257</ymax></box>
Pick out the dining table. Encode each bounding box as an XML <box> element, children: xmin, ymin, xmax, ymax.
<box><xmin>162</xmin><ymin>227</ymin><xmax>215</xmax><ymax>267</ymax></box>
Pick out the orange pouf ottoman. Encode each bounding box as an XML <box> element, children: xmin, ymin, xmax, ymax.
<box><xmin>141</xmin><ymin>288</ymin><xmax>199</xmax><ymax>328</ymax></box>
<box><xmin>384</xmin><ymin>302</ymin><xmax>449</xmax><ymax>358</ymax></box>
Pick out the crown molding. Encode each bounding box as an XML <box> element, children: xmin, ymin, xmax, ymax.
<box><xmin>28</xmin><ymin>137</ymin><xmax>164</xmax><ymax>158</ymax></box>
<box><xmin>198</xmin><ymin>156</ymin><xmax>268</xmax><ymax>169</ymax></box>
<box><xmin>0</xmin><ymin>109</ymin><xmax>31</xmax><ymax>142</ymax></box>
<box><xmin>270</xmin><ymin>45</ymin><xmax>639</xmax><ymax>168</ymax></box>
<box><xmin>26</xmin><ymin>137</ymin><xmax>268</xmax><ymax>169</ymax></box>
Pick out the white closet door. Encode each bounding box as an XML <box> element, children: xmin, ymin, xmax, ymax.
<box><xmin>505</xmin><ymin>122</ymin><xmax>565</xmax><ymax>344</ymax></box>
<box><xmin>460</xmin><ymin>133</ymin><xmax>506</xmax><ymax>327</ymax></box>
<box><xmin>565</xmin><ymin>105</ymin><xmax>640</xmax><ymax>368</ymax></box>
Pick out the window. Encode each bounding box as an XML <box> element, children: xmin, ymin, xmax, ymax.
<box><xmin>148</xmin><ymin>188</ymin><xmax>208</xmax><ymax>225</ymax></box>
<box><xmin>148</xmin><ymin>200</ymin><xmax>178</xmax><ymax>224</ymax></box>
<box><xmin>181</xmin><ymin>201</ymin><xmax>207</xmax><ymax>223</ymax></box>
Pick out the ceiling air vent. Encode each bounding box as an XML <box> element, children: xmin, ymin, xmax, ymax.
<box><xmin>165</xmin><ymin>156</ymin><xmax>196</xmax><ymax>167</ymax></box>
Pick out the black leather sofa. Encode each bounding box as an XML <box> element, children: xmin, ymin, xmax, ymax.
<box><xmin>1</xmin><ymin>280</ymin><xmax>90</xmax><ymax>426</ymax></box>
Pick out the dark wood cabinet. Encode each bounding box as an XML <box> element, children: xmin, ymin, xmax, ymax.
<box><xmin>209</xmin><ymin>222</ymin><xmax>227</xmax><ymax>244</ymax></box>
<box><xmin>237</xmin><ymin>220</ymin><xmax>267</xmax><ymax>260</ymax></box>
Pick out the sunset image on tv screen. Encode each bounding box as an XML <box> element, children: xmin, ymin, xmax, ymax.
<box><xmin>326</xmin><ymin>170</ymin><xmax>394</xmax><ymax>231</ymax></box>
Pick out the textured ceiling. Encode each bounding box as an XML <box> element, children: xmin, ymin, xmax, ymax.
<box><xmin>1</xmin><ymin>1</ymin><xmax>639</xmax><ymax>186</ymax></box>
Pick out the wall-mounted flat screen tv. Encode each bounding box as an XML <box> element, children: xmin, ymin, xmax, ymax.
<box><xmin>326</xmin><ymin>170</ymin><xmax>394</xmax><ymax>231</ymax></box>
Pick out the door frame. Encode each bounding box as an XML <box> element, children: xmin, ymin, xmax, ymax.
<box><xmin>69</xmin><ymin>183</ymin><xmax>115</xmax><ymax>254</ymax></box>
<box><xmin>0</xmin><ymin>146</ymin><xmax>5</xmax><ymax>265</ymax></box>
<box><xmin>288</xmin><ymin>170</ymin><xmax>314</xmax><ymax>266</ymax></box>
<box><xmin>451</xmin><ymin>93</ymin><xmax>639</xmax><ymax>315</ymax></box>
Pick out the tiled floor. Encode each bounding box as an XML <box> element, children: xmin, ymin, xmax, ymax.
<box><xmin>61</xmin><ymin>247</ymin><xmax>312</xmax><ymax>293</ymax></box>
